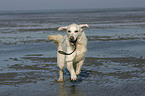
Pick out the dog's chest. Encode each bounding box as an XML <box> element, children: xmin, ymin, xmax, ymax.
<box><xmin>74</xmin><ymin>45</ymin><xmax>87</xmax><ymax>62</ymax></box>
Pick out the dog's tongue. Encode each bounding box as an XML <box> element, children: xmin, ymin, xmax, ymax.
<box><xmin>70</xmin><ymin>40</ymin><xmax>76</xmax><ymax>46</ymax></box>
<box><xmin>71</xmin><ymin>42</ymin><xmax>75</xmax><ymax>46</ymax></box>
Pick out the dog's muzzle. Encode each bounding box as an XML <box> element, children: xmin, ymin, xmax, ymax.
<box><xmin>70</xmin><ymin>36</ymin><xmax>74</xmax><ymax>41</ymax></box>
<box><xmin>69</xmin><ymin>36</ymin><xmax>77</xmax><ymax>46</ymax></box>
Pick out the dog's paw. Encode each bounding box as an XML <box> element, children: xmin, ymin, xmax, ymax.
<box><xmin>76</xmin><ymin>70</ymin><xmax>80</xmax><ymax>76</ymax></box>
<box><xmin>58</xmin><ymin>77</ymin><xmax>63</xmax><ymax>82</ymax></box>
<box><xmin>71</xmin><ymin>75</ymin><xmax>77</xmax><ymax>81</ymax></box>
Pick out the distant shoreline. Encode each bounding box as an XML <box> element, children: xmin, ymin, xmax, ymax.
<box><xmin>0</xmin><ymin>7</ymin><xmax>145</xmax><ymax>13</ymax></box>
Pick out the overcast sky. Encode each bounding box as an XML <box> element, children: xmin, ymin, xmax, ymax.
<box><xmin>0</xmin><ymin>0</ymin><xmax>145</xmax><ymax>10</ymax></box>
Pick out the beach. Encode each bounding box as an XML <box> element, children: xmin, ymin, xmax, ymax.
<box><xmin>0</xmin><ymin>8</ymin><xmax>145</xmax><ymax>96</ymax></box>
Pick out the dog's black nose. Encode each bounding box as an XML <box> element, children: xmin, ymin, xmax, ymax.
<box><xmin>70</xmin><ymin>36</ymin><xmax>74</xmax><ymax>41</ymax></box>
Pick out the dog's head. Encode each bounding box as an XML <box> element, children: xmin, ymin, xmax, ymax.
<box><xmin>58</xmin><ymin>23</ymin><xmax>89</xmax><ymax>46</ymax></box>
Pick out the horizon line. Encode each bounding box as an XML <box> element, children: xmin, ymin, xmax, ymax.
<box><xmin>0</xmin><ymin>7</ymin><xmax>145</xmax><ymax>12</ymax></box>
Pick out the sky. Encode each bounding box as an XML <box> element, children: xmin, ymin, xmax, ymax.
<box><xmin>0</xmin><ymin>0</ymin><xmax>145</xmax><ymax>11</ymax></box>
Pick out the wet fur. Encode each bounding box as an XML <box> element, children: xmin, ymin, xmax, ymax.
<box><xmin>48</xmin><ymin>24</ymin><xmax>89</xmax><ymax>81</ymax></box>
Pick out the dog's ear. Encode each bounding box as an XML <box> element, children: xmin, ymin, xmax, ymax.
<box><xmin>79</xmin><ymin>24</ymin><xmax>90</xmax><ymax>28</ymax></box>
<box><xmin>58</xmin><ymin>26</ymin><xmax>67</xmax><ymax>31</ymax></box>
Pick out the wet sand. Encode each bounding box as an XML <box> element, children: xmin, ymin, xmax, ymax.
<box><xmin>0</xmin><ymin>56</ymin><xmax>145</xmax><ymax>96</ymax></box>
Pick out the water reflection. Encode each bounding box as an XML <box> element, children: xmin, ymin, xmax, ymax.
<box><xmin>59</xmin><ymin>70</ymin><xmax>90</xmax><ymax>96</ymax></box>
<box><xmin>59</xmin><ymin>82</ymin><xmax>83</xmax><ymax>96</ymax></box>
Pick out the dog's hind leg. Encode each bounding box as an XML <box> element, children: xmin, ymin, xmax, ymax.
<box><xmin>76</xmin><ymin>60</ymin><xmax>84</xmax><ymax>76</ymax></box>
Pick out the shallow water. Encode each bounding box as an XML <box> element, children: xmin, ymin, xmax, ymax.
<box><xmin>0</xmin><ymin>8</ymin><xmax>145</xmax><ymax>95</ymax></box>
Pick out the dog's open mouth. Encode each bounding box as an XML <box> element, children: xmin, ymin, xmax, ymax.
<box><xmin>70</xmin><ymin>40</ymin><xmax>77</xmax><ymax>46</ymax></box>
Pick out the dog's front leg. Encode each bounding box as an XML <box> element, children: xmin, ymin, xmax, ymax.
<box><xmin>58</xmin><ymin>69</ymin><xmax>63</xmax><ymax>82</ymax></box>
<box><xmin>67</xmin><ymin>62</ymin><xmax>77</xmax><ymax>81</ymax></box>
<box><xmin>76</xmin><ymin>59</ymin><xmax>84</xmax><ymax>76</ymax></box>
<box><xmin>57</xmin><ymin>53</ymin><xmax>65</xmax><ymax>82</ymax></box>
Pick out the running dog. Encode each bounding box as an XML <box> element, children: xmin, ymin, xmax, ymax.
<box><xmin>47</xmin><ymin>23</ymin><xmax>89</xmax><ymax>81</ymax></box>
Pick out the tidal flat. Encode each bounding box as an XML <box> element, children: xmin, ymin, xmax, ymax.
<box><xmin>0</xmin><ymin>8</ymin><xmax>145</xmax><ymax>96</ymax></box>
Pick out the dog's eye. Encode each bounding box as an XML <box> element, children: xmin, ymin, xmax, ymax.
<box><xmin>75</xmin><ymin>30</ymin><xmax>78</xmax><ymax>33</ymax></box>
<box><xmin>68</xmin><ymin>30</ymin><xmax>71</xmax><ymax>33</ymax></box>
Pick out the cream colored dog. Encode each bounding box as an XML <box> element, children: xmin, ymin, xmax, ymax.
<box><xmin>48</xmin><ymin>23</ymin><xmax>89</xmax><ymax>81</ymax></box>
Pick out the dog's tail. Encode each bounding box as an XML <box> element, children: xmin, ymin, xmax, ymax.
<box><xmin>47</xmin><ymin>34</ymin><xmax>63</xmax><ymax>47</ymax></box>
